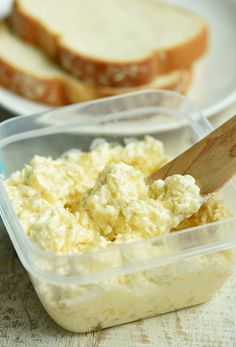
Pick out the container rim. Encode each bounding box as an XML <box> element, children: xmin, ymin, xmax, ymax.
<box><xmin>0</xmin><ymin>89</ymin><xmax>196</xmax><ymax>127</ymax></box>
<box><xmin>0</xmin><ymin>90</ymin><xmax>201</xmax><ymax>148</ymax></box>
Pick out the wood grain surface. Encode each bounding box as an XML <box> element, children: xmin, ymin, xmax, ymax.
<box><xmin>147</xmin><ymin>115</ymin><xmax>236</xmax><ymax>195</ymax></box>
<box><xmin>0</xmin><ymin>108</ymin><xmax>236</xmax><ymax>347</ymax></box>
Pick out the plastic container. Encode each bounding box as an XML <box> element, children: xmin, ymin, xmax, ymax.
<box><xmin>0</xmin><ymin>90</ymin><xmax>236</xmax><ymax>333</ymax></box>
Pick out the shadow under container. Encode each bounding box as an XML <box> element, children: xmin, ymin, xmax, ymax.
<box><xmin>0</xmin><ymin>90</ymin><xmax>236</xmax><ymax>333</ymax></box>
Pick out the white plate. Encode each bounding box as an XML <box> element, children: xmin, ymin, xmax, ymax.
<box><xmin>0</xmin><ymin>0</ymin><xmax>236</xmax><ymax>116</ymax></box>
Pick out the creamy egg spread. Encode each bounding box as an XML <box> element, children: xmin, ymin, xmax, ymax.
<box><xmin>4</xmin><ymin>136</ymin><xmax>234</xmax><ymax>333</ymax></box>
<box><xmin>5</xmin><ymin>136</ymin><xmax>228</xmax><ymax>254</ymax></box>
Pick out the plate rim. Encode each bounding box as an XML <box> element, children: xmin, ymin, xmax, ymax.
<box><xmin>1</xmin><ymin>85</ymin><xmax>236</xmax><ymax>118</ymax></box>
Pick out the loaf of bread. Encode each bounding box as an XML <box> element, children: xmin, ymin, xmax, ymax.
<box><xmin>0</xmin><ymin>24</ymin><xmax>191</xmax><ymax>106</ymax></box>
<box><xmin>9</xmin><ymin>0</ymin><xmax>207</xmax><ymax>87</ymax></box>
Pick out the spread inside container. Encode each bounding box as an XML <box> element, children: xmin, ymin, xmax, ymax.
<box><xmin>5</xmin><ymin>136</ymin><xmax>230</xmax><ymax>254</ymax></box>
<box><xmin>4</xmin><ymin>134</ymin><xmax>235</xmax><ymax>333</ymax></box>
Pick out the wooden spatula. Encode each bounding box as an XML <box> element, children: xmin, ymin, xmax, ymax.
<box><xmin>146</xmin><ymin>115</ymin><xmax>236</xmax><ymax>195</ymax></box>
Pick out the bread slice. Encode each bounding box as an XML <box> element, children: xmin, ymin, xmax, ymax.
<box><xmin>0</xmin><ymin>24</ymin><xmax>191</xmax><ymax>106</ymax></box>
<box><xmin>98</xmin><ymin>69</ymin><xmax>192</xmax><ymax>97</ymax></box>
<box><xmin>9</xmin><ymin>0</ymin><xmax>207</xmax><ymax>87</ymax></box>
<box><xmin>0</xmin><ymin>24</ymin><xmax>101</xmax><ymax>105</ymax></box>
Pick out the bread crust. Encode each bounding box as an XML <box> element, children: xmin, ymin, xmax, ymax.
<box><xmin>97</xmin><ymin>69</ymin><xmax>192</xmax><ymax>97</ymax></box>
<box><xmin>0</xmin><ymin>57</ymin><xmax>68</xmax><ymax>105</ymax></box>
<box><xmin>9</xmin><ymin>0</ymin><xmax>207</xmax><ymax>87</ymax></box>
<box><xmin>0</xmin><ymin>53</ymin><xmax>191</xmax><ymax>106</ymax></box>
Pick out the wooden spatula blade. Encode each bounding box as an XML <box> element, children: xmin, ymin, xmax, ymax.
<box><xmin>146</xmin><ymin>115</ymin><xmax>236</xmax><ymax>195</ymax></box>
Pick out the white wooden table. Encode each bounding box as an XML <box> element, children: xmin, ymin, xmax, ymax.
<box><xmin>0</xmin><ymin>104</ymin><xmax>236</xmax><ymax>347</ymax></box>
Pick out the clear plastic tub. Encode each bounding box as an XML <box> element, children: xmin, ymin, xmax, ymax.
<box><xmin>0</xmin><ymin>90</ymin><xmax>236</xmax><ymax>333</ymax></box>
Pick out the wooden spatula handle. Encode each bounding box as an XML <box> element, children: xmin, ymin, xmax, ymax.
<box><xmin>147</xmin><ymin>115</ymin><xmax>236</xmax><ymax>195</ymax></box>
